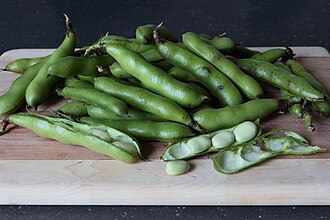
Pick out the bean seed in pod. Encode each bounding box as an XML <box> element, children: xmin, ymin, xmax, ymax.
<box><xmin>211</xmin><ymin>131</ymin><xmax>235</xmax><ymax>149</ymax></box>
<box><xmin>187</xmin><ymin>136</ymin><xmax>211</xmax><ymax>154</ymax></box>
<box><xmin>233</xmin><ymin>121</ymin><xmax>258</xmax><ymax>143</ymax></box>
<box><xmin>162</xmin><ymin>121</ymin><xmax>260</xmax><ymax>161</ymax></box>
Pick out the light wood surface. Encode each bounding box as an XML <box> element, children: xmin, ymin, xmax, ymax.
<box><xmin>0</xmin><ymin>47</ymin><xmax>329</xmax><ymax>205</ymax></box>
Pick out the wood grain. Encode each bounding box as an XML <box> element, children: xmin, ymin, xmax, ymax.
<box><xmin>0</xmin><ymin>48</ymin><xmax>330</xmax><ymax>205</ymax></box>
<box><xmin>0</xmin><ymin>159</ymin><xmax>329</xmax><ymax>205</ymax></box>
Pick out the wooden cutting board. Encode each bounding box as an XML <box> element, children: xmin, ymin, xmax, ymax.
<box><xmin>0</xmin><ymin>47</ymin><xmax>329</xmax><ymax>205</ymax></box>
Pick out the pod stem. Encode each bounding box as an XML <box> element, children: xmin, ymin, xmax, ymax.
<box><xmin>153</xmin><ymin>23</ymin><xmax>166</xmax><ymax>45</ymax></box>
<box><xmin>191</xmin><ymin>123</ymin><xmax>205</xmax><ymax>134</ymax></box>
<box><xmin>64</xmin><ymin>13</ymin><xmax>75</xmax><ymax>35</ymax></box>
<box><xmin>303</xmin><ymin>112</ymin><xmax>315</xmax><ymax>132</ymax></box>
<box><xmin>0</xmin><ymin>117</ymin><xmax>10</xmax><ymax>136</ymax></box>
<box><xmin>281</xmin><ymin>46</ymin><xmax>295</xmax><ymax>62</ymax></box>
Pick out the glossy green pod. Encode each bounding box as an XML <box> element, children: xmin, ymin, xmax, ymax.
<box><xmin>236</xmin><ymin>59</ymin><xmax>325</xmax><ymax>101</ymax></box>
<box><xmin>48</xmin><ymin>55</ymin><xmax>115</xmax><ymax>78</ymax></box>
<box><xmin>0</xmin><ymin>61</ymin><xmax>44</xmax><ymax>115</ymax></box>
<box><xmin>104</xmin><ymin>43</ymin><xmax>207</xmax><ymax>108</ymax></box>
<box><xmin>87</xmin><ymin>105</ymin><xmax>166</xmax><ymax>121</ymax></box>
<box><xmin>183</xmin><ymin>32</ymin><xmax>263</xmax><ymax>99</ymax></box>
<box><xmin>4</xmin><ymin>56</ymin><xmax>48</xmax><ymax>73</ymax></box>
<box><xmin>94</xmin><ymin>77</ymin><xmax>194</xmax><ymax>126</ymax></box>
<box><xmin>135</xmin><ymin>24</ymin><xmax>177</xmax><ymax>44</ymax></box>
<box><xmin>193</xmin><ymin>99</ymin><xmax>279</xmax><ymax>131</ymax></box>
<box><xmin>155</xmin><ymin>38</ymin><xmax>243</xmax><ymax>106</ymax></box>
<box><xmin>25</xmin><ymin>16</ymin><xmax>77</xmax><ymax>107</ymax></box>
<box><xmin>80</xmin><ymin>117</ymin><xmax>194</xmax><ymax>142</ymax></box>
<box><xmin>57</xmin><ymin>87</ymin><xmax>128</xmax><ymax>117</ymax></box>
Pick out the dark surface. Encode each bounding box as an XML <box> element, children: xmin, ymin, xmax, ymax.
<box><xmin>1</xmin><ymin>0</ymin><xmax>330</xmax><ymax>219</ymax></box>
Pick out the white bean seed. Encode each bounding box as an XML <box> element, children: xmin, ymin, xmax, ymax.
<box><xmin>166</xmin><ymin>160</ymin><xmax>190</xmax><ymax>176</ymax></box>
<box><xmin>187</xmin><ymin>136</ymin><xmax>211</xmax><ymax>154</ymax></box>
<box><xmin>211</xmin><ymin>131</ymin><xmax>235</xmax><ymax>148</ymax></box>
<box><xmin>233</xmin><ymin>121</ymin><xmax>257</xmax><ymax>143</ymax></box>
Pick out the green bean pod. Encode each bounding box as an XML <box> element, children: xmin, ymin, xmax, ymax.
<box><xmin>155</xmin><ymin>38</ymin><xmax>243</xmax><ymax>106</ymax></box>
<box><xmin>285</xmin><ymin>59</ymin><xmax>325</xmax><ymax>93</ymax></box>
<box><xmin>135</xmin><ymin>24</ymin><xmax>177</xmax><ymax>44</ymax></box>
<box><xmin>167</xmin><ymin>66</ymin><xmax>198</xmax><ymax>82</ymax></box>
<box><xmin>5</xmin><ymin>113</ymin><xmax>142</xmax><ymax>163</ymax></box>
<box><xmin>104</xmin><ymin>43</ymin><xmax>207</xmax><ymax>108</ymax></box>
<box><xmin>151</xmin><ymin>60</ymin><xmax>174</xmax><ymax>71</ymax></box>
<box><xmin>193</xmin><ymin>99</ymin><xmax>279</xmax><ymax>131</ymax></box>
<box><xmin>48</xmin><ymin>55</ymin><xmax>115</xmax><ymax>78</ymax></box>
<box><xmin>199</xmin><ymin>35</ymin><xmax>235</xmax><ymax>54</ymax></box>
<box><xmin>109</xmin><ymin>62</ymin><xmax>131</xmax><ymax>79</ymax></box>
<box><xmin>94</xmin><ymin>77</ymin><xmax>194</xmax><ymax>126</ymax></box>
<box><xmin>236</xmin><ymin>59</ymin><xmax>325</xmax><ymax>101</ymax></box>
<box><xmin>231</xmin><ymin>45</ymin><xmax>260</xmax><ymax>58</ymax></box>
<box><xmin>162</xmin><ymin>120</ymin><xmax>261</xmax><ymax>161</ymax></box>
<box><xmin>87</xmin><ymin>105</ymin><xmax>166</xmax><ymax>121</ymax></box>
<box><xmin>58</xmin><ymin>101</ymin><xmax>88</xmax><ymax>116</ymax></box>
<box><xmin>0</xmin><ymin>61</ymin><xmax>44</xmax><ymax>115</ymax></box>
<box><xmin>4</xmin><ymin>56</ymin><xmax>48</xmax><ymax>73</ymax></box>
<box><xmin>25</xmin><ymin>16</ymin><xmax>77</xmax><ymax>107</ymax></box>
<box><xmin>64</xmin><ymin>76</ymin><xmax>93</xmax><ymax>89</ymax></box>
<box><xmin>285</xmin><ymin>59</ymin><xmax>330</xmax><ymax>116</ymax></box>
<box><xmin>251</xmin><ymin>48</ymin><xmax>292</xmax><ymax>63</ymax></box>
<box><xmin>88</xmin><ymin>35</ymin><xmax>154</xmax><ymax>54</ymax></box>
<box><xmin>80</xmin><ymin>117</ymin><xmax>194</xmax><ymax>142</ymax></box>
<box><xmin>273</xmin><ymin>60</ymin><xmax>291</xmax><ymax>72</ymax></box>
<box><xmin>140</xmin><ymin>48</ymin><xmax>164</xmax><ymax>62</ymax></box>
<box><xmin>57</xmin><ymin>87</ymin><xmax>128</xmax><ymax>117</ymax></box>
<box><xmin>212</xmin><ymin>130</ymin><xmax>326</xmax><ymax>174</ymax></box>
<box><xmin>183</xmin><ymin>32</ymin><xmax>263</xmax><ymax>99</ymax></box>
<box><xmin>76</xmin><ymin>75</ymin><xmax>96</xmax><ymax>84</ymax></box>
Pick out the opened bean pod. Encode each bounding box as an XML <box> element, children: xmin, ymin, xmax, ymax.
<box><xmin>162</xmin><ymin>121</ymin><xmax>260</xmax><ymax>161</ymax></box>
<box><xmin>212</xmin><ymin>129</ymin><xmax>326</xmax><ymax>174</ymax></box>
<box><xmin>0</xmin><ymin>113</ymin><xmax>143</xmax><ymax>163</ymax></box>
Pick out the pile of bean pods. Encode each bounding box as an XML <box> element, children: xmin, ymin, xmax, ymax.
<box><xmin>0</xmin><ymin>16</ymin><xmax>328</xmax><ymax>175</ymax></box>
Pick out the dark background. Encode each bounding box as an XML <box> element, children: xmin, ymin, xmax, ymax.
<box><xmin>1</xmin><ymin>0</ymin><xmax>329</xmax><ymax>219</ymax></box>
